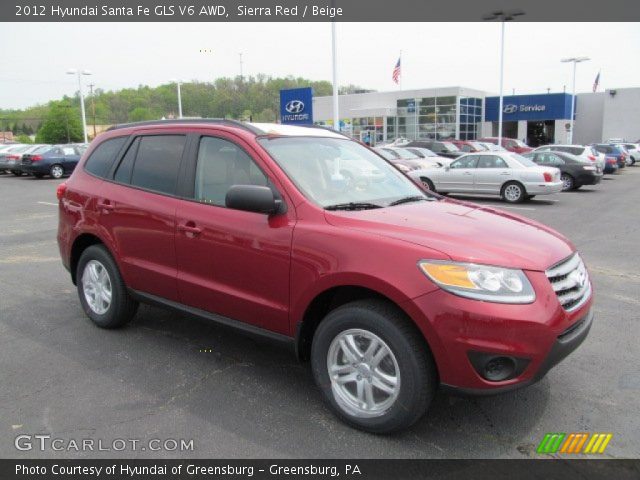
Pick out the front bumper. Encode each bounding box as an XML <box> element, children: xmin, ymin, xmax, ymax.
<box><xmin>402</xmin><ymin>269</ymin><xmax>593</xmax><ymax>393</ymax></box>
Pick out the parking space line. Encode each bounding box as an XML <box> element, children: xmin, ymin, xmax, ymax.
<box><xmin>37</xmin><ymin>201</ymin><xmax>58</xmax><ymax>206</ymax></box>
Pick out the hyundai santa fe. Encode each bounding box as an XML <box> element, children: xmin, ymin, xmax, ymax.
<box><xmin>57</xmin><ymin>120</ymin><xmax>593</xmax><ymax>433</ymax></box>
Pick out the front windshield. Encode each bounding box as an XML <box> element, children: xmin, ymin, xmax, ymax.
<box><xmin>509</xmin><ymin>153</ymin><xmax>538</xmax><ymax>167</ymax></box>
<box><xmin>259</xmin><ymin>136</ymin><xmax>427</xmax><ymax>208</ymax></box>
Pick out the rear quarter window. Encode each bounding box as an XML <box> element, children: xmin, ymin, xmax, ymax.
<box><xmin>84</xmin><ymin>137</ymin><xmax>128</xmax><ymax>178</ymax></box>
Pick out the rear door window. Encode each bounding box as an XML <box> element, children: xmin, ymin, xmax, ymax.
<box><xmin>124</xmin><ymin>135</ymin><xmax>186</xmax><ymax>195</ymax></box>
<box><xmin>84</xmin><ymin>136</ymin><xmax>127</xmax><ymax>178</ymax></box>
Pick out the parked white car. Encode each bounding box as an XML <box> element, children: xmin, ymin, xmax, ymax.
<box><xmin>409</xmin><ymin>151</ymin><xmax>563</xmax><ymax>203</ymax></box>
<box><xmin>533</xmin><ymin>144</ymin><xmax>605</xmax><ymax>170</ymax></box>
<box><xmin>404</xmin><ymin>147</ymin><xmax>453</xmax><ymax>167</ymax></box>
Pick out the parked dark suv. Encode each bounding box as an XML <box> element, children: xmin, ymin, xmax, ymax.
<box><xmin>57</xmin><ymin>120</ymin><xmax>593</xmax><ymax>433</ymax></box>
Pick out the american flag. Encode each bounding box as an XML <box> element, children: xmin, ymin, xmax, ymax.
<box><xmin>392</xmin><ymin>57</ymin><xmax>401</xmax><ymax>84</ymax></box>
<box><xmin>592</xmin><ymin>71</ymin><xmax>600</xmax><ymax>92</ymax></box>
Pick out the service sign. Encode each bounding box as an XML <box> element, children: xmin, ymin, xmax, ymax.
<box><xmin>485</xmin><ymin>93</ymin><xmax>573</xmax><ymax>122</ymax></box>
<box><xmin>280</xmin><ymin>87</ymin><xmax>313</xmax><ymax>125</ymax></box>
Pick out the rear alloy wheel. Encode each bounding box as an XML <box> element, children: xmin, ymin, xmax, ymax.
<box><xmin>501</xmin><ymin>182</ymin><xmax>525</xmax><ymax>203</ymax></box>
<box><xmin>50</xmin><ymin>164</ymin><xmax>64</xmax><ymax>179</ymax></box>
<box><xmin>77</xmin><ymin>245</ymin><xmax>138</xmax><ymax>328</ymax></box>
<box><xmin>311</xmin><ymin>300</ymin><xmax>436</xmax><ymax>433</ymax></box>
<box><xmin>421</xmin><ymin>178</ymin><xmax>436</xmax><ymax>192</ymax></box>
<box><xmin>561</xmin><ymin>173</ymin><xmax>575</xmax><ymax>191</ymax></box>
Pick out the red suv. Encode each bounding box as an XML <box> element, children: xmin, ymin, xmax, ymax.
<box><xmin>478</xmin><ymin>137</ymin><xmax>533</xmax><ymax>153</ymax></box>
<box><xmin>57</xmin><ymin>120</ymin><xmax>593</xmax><ymax>433</ymax></box>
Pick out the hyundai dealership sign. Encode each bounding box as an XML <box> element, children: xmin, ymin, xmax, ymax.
<box><xmin>485</xmin><ymin>93</ymin><xmax>573</xmax><ymax>121</ymax></box>
<box><xmin>280</xmin><ymin>87</ymin><xmax>313</xmax><ymax>125</ymax></box>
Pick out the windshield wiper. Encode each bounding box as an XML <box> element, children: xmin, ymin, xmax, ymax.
<box><xmin>388</xmin><ymin>195</ymin><xmax>431</xmax><ymax>206</ymax></box>
<box><xmin>325</xmin><ymin>202</ymin><xmax>383</xmax><ymax>211</ymax></box>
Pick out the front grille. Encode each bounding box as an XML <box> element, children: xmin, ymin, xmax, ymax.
<box><xmin>545</xmin><ymin>254</ymin><xmax>591</xmax><ymax>312</ymax></box>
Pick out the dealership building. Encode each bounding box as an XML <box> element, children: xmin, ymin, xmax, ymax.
<box><xmin>310</xmin><ymin>86</ymin><xmax>640</xmax><ymax>146</ymax></box>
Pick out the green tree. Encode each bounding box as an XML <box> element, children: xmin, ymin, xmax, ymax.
<box><xmin>16</xmin><ymin>134</ymin><xmax>33</xmax><ymax>144</ymax></box>
<box><xmin>36</xmin><ymin>102</ymin><xmax>83</xmax><ymax>144</ymax></box>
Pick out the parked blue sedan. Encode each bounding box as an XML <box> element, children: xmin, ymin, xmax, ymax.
<box><xmin>21</xmin><ymin>145</ymin><xmax>82</xmax><ymax>179</ymax></box>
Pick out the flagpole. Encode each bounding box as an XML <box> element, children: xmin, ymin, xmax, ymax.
<box><xmin>399</xmin><ymin>50</ymin><xmax>402</xmax><ymax>91</ymax></box>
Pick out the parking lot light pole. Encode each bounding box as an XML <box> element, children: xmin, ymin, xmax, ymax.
<box><xmin>66</xmin><ymin>69</ymin><xmax>92</xmax><ymax>144</ymax></box>
<box><xmin>482</xmin><ymin>10</ymin><xmax>524</xmax><ymax>147</ymax></box>
<box><xmin>561</xmin><ymin>57</ymin><xmax>590</xmax><ymax>145</ymax></box>
<box><xmin>331</xmin><ymin>21</ymin><xmax>339</xmax><ymax>132</ymax></box>
<box><xmin>170</xmin><ymin>79</ymin><xmax>183</xmax><ymax>119</ymax></box>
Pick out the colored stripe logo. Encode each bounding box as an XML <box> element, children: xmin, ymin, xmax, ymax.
<box><xmin>537</xmin><ymin>433</ymin><xmax>612</xmax><ymax>454</ymax></box>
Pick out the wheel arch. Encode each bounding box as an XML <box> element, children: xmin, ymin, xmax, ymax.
<box><xmin>294</xmin><ymin>284</ymin><xmax>438</xmax><ymax>378</ymax></box>
<box><xmin>69</xmin><ymin>233</ymin><xmax>107</xmax><ymax>285</ymax></box>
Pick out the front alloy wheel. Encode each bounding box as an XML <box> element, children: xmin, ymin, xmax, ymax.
<box><xmin>311</xmin><ymin>300</ymin><xmax>436</xmax><ymax>433</ymax></box>
<box><xmin>502</xmin><ymin>182</ymin><xmax>525</xmax><ymax>203</ymax></box>
<box><xmin>327</xmin><ymin>329</ymin><xmax>400</xmax><ymax>418</ymax></box>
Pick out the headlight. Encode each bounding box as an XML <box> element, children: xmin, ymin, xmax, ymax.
<box><xmin>418</xmin><ymin>260</ymin><xmax>535</xmax><ymax>304</ymax></box>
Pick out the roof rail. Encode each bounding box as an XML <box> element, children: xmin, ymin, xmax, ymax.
<box><xmin>297</xmin><ymin>123</ymin><xmax>351</xmax><ymax>139</ymax></box>
<box><xmin>107</xmin><ymin>118</ymin><xmax>263</xmax><ymax>135</ymax></box>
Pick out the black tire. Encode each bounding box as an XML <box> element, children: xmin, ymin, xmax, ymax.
<box><xmin>33</xmin><ymin>173</ymin><xmax>44</xmax><ymax>179</ymax></box>
<box><xmin>501</xmin><ymin>181</ymin><xmax>526</xmax><ymax>203</ymax></box>
<box><xmin>50</xmin><ymin>164</ymin><xmax>64</xmax><ymax>179</ymax></box>
<box><xmin>11</xmin><ymin>170</ymin><xmax>22</xmax><ymax>176</ymax></box>
<box><xmin>311</xmin><ymin>299</ymin><xmax>437</xmax><ymax>434</ymax></box>
<box><xmin>560</xmin><ymin>173</ymin><xmax>574</xmax><ymax>191</ymax></box>
<box><xmin>76</xmin><ymin>245</ymin><xmax>138</xmax><ymax>329</ymax></box>
<box><xmin>420</xmin><ymin>177</ymin><xmax>436</xmax><ymax>192</ymax></box>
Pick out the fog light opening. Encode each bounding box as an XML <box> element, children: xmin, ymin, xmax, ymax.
<box><xmin>483</xmin><ymin>356</ymin><xmax>516</xmax><ymax>382</ymax></box>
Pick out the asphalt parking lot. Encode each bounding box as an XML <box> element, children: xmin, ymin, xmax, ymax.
<box><xmin>1</xmin><ymin>168</ymin><xmax>639</xmax><ymax>459</ymax></box>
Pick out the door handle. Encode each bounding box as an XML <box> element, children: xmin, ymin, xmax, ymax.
<box><xmin>463</xmin><ymin>172</ymin><xmax>473</xmax><ymax>175</ymax></box>
<box><xmin>97</xmin><ymin>200</ymin><xmax>115</xmax><ymax>212</ymax></box>
<box><xmin>500</xmin><ymin>172</ymin><xmax>511</xmax><ymax>175</ymax></box>
<box><xmin>178</xmin><ymin>222</ymin><xmax>202</xmax><ymax>236</ymax></box>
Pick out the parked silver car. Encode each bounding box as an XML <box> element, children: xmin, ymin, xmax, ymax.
<box><xmin>409</xmin><ymin>151</ymin><xmax>563</xmax><ymax>203</ymax></box>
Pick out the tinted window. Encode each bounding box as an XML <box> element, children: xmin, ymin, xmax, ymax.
<box><xmin>114</xmin><ymin>138</ymin><xmax>140</xmax><ymax>184</ymax></box>
<box><xmin>538</xmin><ymin>153</ymin><xmax>564</xmax><ymax>166</ymax></box>
<box><xmin>477</xmin><ymin>155</ymin><xmax>508</xmax><ymax>168</ymax></box>
<box><xmin>195</xmin><ymin>137</ymin><xmax>268</xmax><ymax>207</ymax></box>
<box><xmin>129</xmin><ymin>135</ymin><xmax>185</xmax><ymax>195</ymax></box>
<box><xmin>84</xmin><ymin>137</ymin><xmax>127</xmax><ymax>178</ymax></box>
<box><xmin>451</xmin><ymin>155</ymin><xmax>478</xmax><ymax>169</ymax></box>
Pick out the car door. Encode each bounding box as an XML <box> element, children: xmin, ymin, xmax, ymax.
<box><xmin>98</xmin><ymin>132</ymin><xmax>187</xmax><ymax>302</ymax></box>
<box><xmin>474</xmin><ymin>155</ymin><xmax>510</xmax><ymax>194</ymax></box>
<box><xmin>439</xmin><ymin>155</ymin><xmax>478</xmax><ymax>192</ymax></box>
<box><xmin>174</xmin><ymin>132</ymin><xmax>295</xmax><ymax>336</ymax></box>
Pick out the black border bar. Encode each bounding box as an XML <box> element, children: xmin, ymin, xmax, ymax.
<box><xmin>3</xmin><ymin>0</ymin><xmax>640</xmax><ymax>22</ymax></box>
<box><xmin>3</xmin><ymin>459</ymin><xmax>640</xmax><ymax>480</ymax></box>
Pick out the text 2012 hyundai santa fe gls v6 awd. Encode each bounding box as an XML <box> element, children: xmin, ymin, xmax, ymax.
<box><xmin>57</xmin><ymin>120</ymin><xmax>593</xmax><ymax>433</ymax></box>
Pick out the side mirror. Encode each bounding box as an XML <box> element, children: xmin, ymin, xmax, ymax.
<box><xmin>225</xmin><ymin>185</ymin><xmax>284</xmax><ymax>215</ymax></box>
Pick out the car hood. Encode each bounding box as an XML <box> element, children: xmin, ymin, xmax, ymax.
<box><xmin>325</xmin><ymin>198</ymin><xmax>574</xmax><ymax>271</ymax></box>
